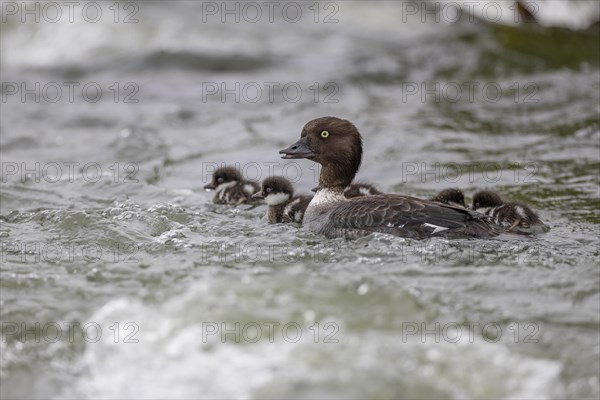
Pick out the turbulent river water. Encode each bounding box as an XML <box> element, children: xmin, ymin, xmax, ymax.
<box><xmin>1</xmin><ymin>1</ymin><xmax>599</xmax><ymax>398</ymax></box>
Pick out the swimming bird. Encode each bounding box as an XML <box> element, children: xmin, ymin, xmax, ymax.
<box><xmin>252</xmin><ymin>176</ymin><xmax>313</xmax><ymax>223</ymax></box>
<box><xmin>471</xmin><ymin>190</ymin><xmax>549</xmax><ymax>234</ymax></box>
<box><xmin>279</xmin><ymin>116</ymin><xmax>522</xmax><ymax>240</ymax></box>
<box><xmin>203</xmin><ymin>166</ymin><xmax>259</xmax><ymax>205</ymax></box>
<box><xmin>430</xmin><ymin>188</ymin><xmax>467</xmax><ymax>208</ymax></box>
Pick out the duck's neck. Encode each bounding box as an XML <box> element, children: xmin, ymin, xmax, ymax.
<box><xmin>317</xmin><ymin>164</ymin><xmax>356</xmax><ymax>193</ymax></box>
<box><xmin>310</xmin><ymin>165</ymin><xmax>355</xmax><ymax>206</ymax></box>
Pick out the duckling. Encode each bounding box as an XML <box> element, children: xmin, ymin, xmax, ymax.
<box><xmin>472</xmin><ymin>190</ymin><xmax>549</xmax><ymax>234</ymax></box>
<box><xmin>203</xmin><ymin>166</ymin><xmax>259</xmax><ymax>205</ymax></box>
<box><xmin>252</xmin><ymin>176</ymin><xmax>312</xmax><ymax>223</ymax></box>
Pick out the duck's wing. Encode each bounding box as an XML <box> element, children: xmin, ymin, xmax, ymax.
<box><xmin>323</xmin><ymin>195</ymin><xmax>508</xmax><ymax>239</ymax></box>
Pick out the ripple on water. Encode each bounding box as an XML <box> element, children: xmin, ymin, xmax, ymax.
<box><xmin>1</xmin><ymin>3</ymin><xmax>599</xmax><ymax>398</ymax></box>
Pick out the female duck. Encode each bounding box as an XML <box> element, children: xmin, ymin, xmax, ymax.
<box><xmin>279</xmin><ymin>117</ymin><xmax>521</xmax><ymax>240</ymax></box>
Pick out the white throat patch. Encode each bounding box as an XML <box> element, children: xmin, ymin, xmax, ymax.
<box><xmin>310</xmin><ymin>188</ymin><xmax>347</xmax><ymax>207</ymax></box>
<box><xmin>265</xmin><ymin>192</ymin><xmax>290</xmax><ymax>206</ymax></box>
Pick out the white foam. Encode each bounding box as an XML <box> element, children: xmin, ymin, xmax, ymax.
<box><xmin>62</xmin><ymin>283</ymin><xmax>565</xmax><ymax>399</ymax></box>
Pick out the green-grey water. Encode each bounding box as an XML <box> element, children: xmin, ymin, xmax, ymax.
<box><xmin>1</xmin><ymin>1</ymin><xmax>599</xmax><ymax>398</ymax></box>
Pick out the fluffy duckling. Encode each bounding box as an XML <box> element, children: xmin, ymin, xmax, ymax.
<box><xmin>471</xmin><ymin>190</ymin><xmax>549</xmax><ymax>234</ymax></box>
<box><xmin>204</xmin><ymin>166</ymin><xmax>259</xmax><ymax>205</ymax></box>
<box><xmin>252</xmin><ymin>176</ymin><xmax>312</xmax><ymax>223</ymax></box>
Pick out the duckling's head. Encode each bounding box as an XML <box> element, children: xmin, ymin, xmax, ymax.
<box><xmin>472</xmin><ymin>190</ymin><xmax>504</xmax><ymax>209</ymax></box>
<box><xmin>252</xmin><ymin>176</ymin><xmax>293</xmax><ymax>206</ymax></box>
<box><xmin>431</xmin><ymin>188</ymin><xmax>466</xmax><ymax>207</ymax></box>
<box><xmin>204</xmin><ymin>166</ymin><xmax>241</xmax><ymax>191</ymax></box>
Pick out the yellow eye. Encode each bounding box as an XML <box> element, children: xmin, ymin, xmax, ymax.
<box><xmin>320</xmin><ymin>130</ymin><xmax>329</xmax><ymax>138</ymax></box>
